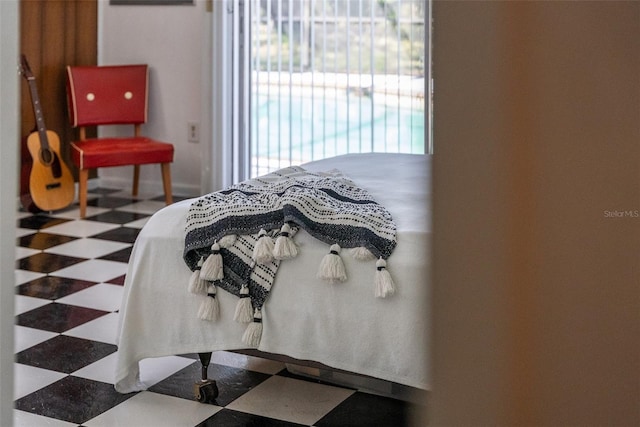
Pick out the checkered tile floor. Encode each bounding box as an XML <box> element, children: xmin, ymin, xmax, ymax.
<box><xmin>14</xmin><ymin>188</ymin><xmax>424</xmax><ymax>426</ymax></box>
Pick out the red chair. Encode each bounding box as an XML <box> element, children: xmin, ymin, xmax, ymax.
<box><xmin>66</xmin><ymin>64</ymin><xmax>174</xmax><ymax>218</ymax></box>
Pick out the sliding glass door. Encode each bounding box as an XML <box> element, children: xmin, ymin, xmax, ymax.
<box><xmin>234</xmin><ymin>0</ymin><xmax>429</xmax><ymax>178</ymax></box>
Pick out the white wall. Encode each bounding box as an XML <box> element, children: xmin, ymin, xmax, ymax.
<box><xmin>98</xmin><ymin>0</ymin><xmax>211</xmax><ymax>197</ymax></box>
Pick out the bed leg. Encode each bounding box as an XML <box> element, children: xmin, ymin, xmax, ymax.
<box><xmin>194</xmin><ymin>352</ymin><xmax>218</xmax><ymax>403</ymax></box>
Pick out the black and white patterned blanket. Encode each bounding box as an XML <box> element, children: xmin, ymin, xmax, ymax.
<box><xmin>183</xmin><ymin>166</ymin><xmax>397</xmax><ymax>310</ymax></box>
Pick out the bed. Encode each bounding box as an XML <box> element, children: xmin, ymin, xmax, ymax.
<box><xmin>115</xmin><ymin>153</ymin><xmax>431</xmax><ymax>398</ymax></box>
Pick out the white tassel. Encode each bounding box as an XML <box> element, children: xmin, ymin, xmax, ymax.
<box><xmin>242</xmin><ymin>309</ymin><xmax>263</xmax><ymax>347</ymax></box>
<box><xmin>273</xmin><ymin>223</ymin><xmax>298</xmax><ymax>260</ymax></box>
<box><xmin>374</xmin><ymin>258</ymin><xmax>396</xmax><ymax>298</ymax></box>
<box><xmin>218</xmin><ymin>234</ymin><xmax>237</xmax><ymax>248</ymax></box>
<box><xmin>252</xmin><ymin>229</ymin><xmax>275</xmax><ymax>264</ymax></box>
<box><xmin>200</xmin><ymin>242</ymin><xmax>224</xmax><ymax>281</ymax></box>
<box><xmin>234</xmin><ymin>285</ymin><xmax>254</xmax><ymax>323</ymax></box>
<box><xmin>197</xmin><ymin>285</ymin><xmax>219</xmax><ymax>321</ymax></box>
<box><xmin>317</xmin><ymin>244</ymin><xmax>347</xmax><ymax>283</ymax></box>
<box><xmin>188</xmin><ymin>257</ymin><xmax>208</xmax><ymax>294</ymax></box>
<box><xmin>349</xmin><ymin>246</ymin><xmax>376</xmax><ymax>261</ymax></box>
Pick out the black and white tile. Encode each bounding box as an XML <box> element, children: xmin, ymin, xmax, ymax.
<box><xmin>13</xmin><ymin>188</ymin><xmax>425</xmax><ymax>426</ymax></box>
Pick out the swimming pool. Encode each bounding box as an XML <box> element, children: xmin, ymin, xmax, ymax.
<box><xmin>250</xmin><ymin>92</ymin><xmax>425</xmax><ymax>176</ymax></box>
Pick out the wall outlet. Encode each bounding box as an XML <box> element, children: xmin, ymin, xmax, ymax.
<box><xmin>188</xmin><ymin>121</ymin><xmax>199</xmax><ymax>143</ymax></box>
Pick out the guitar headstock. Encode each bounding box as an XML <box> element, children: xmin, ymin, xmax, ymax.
<box><xmin>19</xmin><ymin>54</ymin><xmax>35</xmax><ymax>81</ymax></box>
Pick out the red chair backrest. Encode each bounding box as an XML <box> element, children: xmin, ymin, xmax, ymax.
<box><xmin>66</xmin><ymin>64</ymin><xmax>149</xmax><ymax>127</ymax></box>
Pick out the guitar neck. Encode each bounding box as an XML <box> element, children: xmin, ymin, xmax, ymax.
<box><xmin>26</xmin><ymin>76</ymin><xmax>50</xmax><ymax>151</ymax></box>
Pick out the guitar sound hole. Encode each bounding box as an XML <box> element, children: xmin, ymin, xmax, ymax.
<box><xmin>39</xmin><ymin>148</ymin><xmax>54</xmax><ymax>166</ymax></box>
<box><xmin>38</xmin><ymin>149</ymin><xmax>62</xmax><ymax>178</ymax></box>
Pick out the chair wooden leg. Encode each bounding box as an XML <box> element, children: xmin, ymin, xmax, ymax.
<box><xmin>161</xmin><ymin>163</ymin><xmax>173</xmax><ymax>205</ymax></box>
<box><xmin>132</xmin><ymin>165</ymin><xmax>140</xmax><ymax>197</ymax></box>
<box><xmin>79</xmin><ymin>169</ymin><xmax>89</xmax><ymax>218</ymax></box>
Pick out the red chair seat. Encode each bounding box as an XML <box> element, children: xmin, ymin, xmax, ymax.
<box><xmin>71</xmin><ymin>137</ymin><xmax>174</xmax><ymax>169</ymax></box>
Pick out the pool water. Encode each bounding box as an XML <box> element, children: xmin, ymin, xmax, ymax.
<box><xmin>251</xmin><ymin>93</ymin><xmax>425</xmax><ymax>173</ymax></box>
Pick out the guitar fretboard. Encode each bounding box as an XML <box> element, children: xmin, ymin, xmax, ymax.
<box><xmin>26</xmin><ymin>75</ymin><xmax>50</xmax><ymax>151</ymax></box>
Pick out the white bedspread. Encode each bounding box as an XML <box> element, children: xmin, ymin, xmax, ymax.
<box><xmin>115</xmin><ymin>153</ymin><xmax>431</xmax><ymax>392</ymax></box>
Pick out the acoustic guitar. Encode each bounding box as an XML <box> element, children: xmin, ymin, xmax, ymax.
<box><xmin>19</xmin><ymin>55</ymin><xmax>75</xmax><ymax>212</ymax></box>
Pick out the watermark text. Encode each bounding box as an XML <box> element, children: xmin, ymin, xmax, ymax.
<box><xmin>603</xmin><ymin>210</ymin><xmax>639</xmax><ymax>218</ymax></box>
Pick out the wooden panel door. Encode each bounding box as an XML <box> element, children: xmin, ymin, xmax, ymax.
<box><xmin>19</xmin><ymin>0</ymin><xmax>97</xmax><ymax>186</ymax></box>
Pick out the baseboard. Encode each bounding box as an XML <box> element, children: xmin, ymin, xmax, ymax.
<box><xmin>17</xmin><ymin>178</ymin><xmax>200</xmax><ymax>212</ymax></box>
<box><xmin>96</xmin><ymin>176</ymin><xmax>201</xmax><ymax>198</ymax></box>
